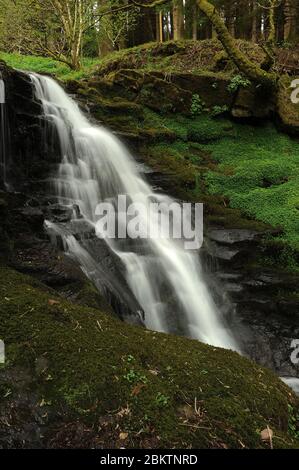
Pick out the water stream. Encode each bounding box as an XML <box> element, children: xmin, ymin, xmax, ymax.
<box><xmin>0</xmin><ymin>77</ymin><xmax>9</xmax><ymax>189</ymax></box>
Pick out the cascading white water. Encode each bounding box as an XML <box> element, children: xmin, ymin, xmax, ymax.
<box><xmin>31</xmin><ymin>73</ymin><xmax>238</xmax><ymax>350</ymax></box>
<box><xmin>0</xmin><ymin>79</ymin><xmax>4</xmax><ymax>103</ymax></box>
<box><xmin>0</xmin><ymin>78</ymin><xmax>8</xmax><ymax>187</ymax></box>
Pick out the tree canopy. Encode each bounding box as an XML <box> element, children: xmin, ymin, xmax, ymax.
<box><xmin>0</xmin><ymin>0</ymin><xmax>298</xmax><ymax>71</ymax></box>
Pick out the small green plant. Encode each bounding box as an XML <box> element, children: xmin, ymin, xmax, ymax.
<box><xmin>288</xmin><ymin>404</ymin><xmax>299</xmax><ymax>438</ymax></box>
<box><xmin>190</xmin><ymin>94</ymin><xmax>205</xmax><ymax>117</ymax></box>
<box><xmin>126</xmin><ymin>354</ymin><xmax>135</xmax><ymax>363</ymax></box>
<box><xmin>211</xmin><ymin>105</ymin><xmax>229</xmax><ymax>117</ymax></box>
<box><xmin>227</xmin><ymin>75</ymin><xmax>251</xmax><ymax>93</ymax></box>
<box><xmin>124</xmin><ymin>369</ymin><xmax>148</xmax><ymax>384</ymax></box>
<box><xmin>155</xmin><ymin>392</ymin><xmax>169</xmax><ymax>408</ymax></box>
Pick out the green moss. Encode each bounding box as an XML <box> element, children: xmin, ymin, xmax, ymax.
<box><xmin>202</xmin><ymin>122</ymin><xmax>299</xmax><ymax>254</ymax></box>
<box><xmin>139</xmin><ymin>108</ymin><xmax>299</xmax><ymax>267</ymax></box>
<box><xmin>95</xmin><ymin>39</ymin><xmax>267</xmax><ymax>79</ymax></box>
<box><xmin>0</xmin><ymin>52</ymin><xmax>99</xmax><ymax>81</ymax></box>
<box><xmin>0</xmin><ymin>265</ymin><xmax>298</xmax><ymax>448</ymax></box>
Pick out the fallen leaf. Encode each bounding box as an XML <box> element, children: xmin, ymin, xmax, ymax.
<box><xmin>131</xmin><ymin>383</ymin><xmax>145</xmax><ymax>396</ymax></box>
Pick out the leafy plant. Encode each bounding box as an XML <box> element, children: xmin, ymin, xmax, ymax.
<box><xmin>155</xmin><ymin>392</ymin><xmax>169</xmax><ymax>408</ymax></box>
<box><xmin>211</xmin><ymin>105</ymin><xmax>229</xmax><ymax>117</ymax></box>
<box><xmin>124</xmin><ymin>369</ymin><xmax>148</xmax><ymax>384</ymax></box>
<box><xmin>190</xmin><ymin>94</ymin><xmax>205</xmax><ymax>117</ymax></box>
<box><xmin>227</xmin><ymin>74</ymin><xmax>251</xmax><ymax>93</ymax></box>
<box><xmin>288</xmin><ymin>404</ymin><xmax>299</xmax><ymax>438</ymax></box>
<box><xmin>126</xmin><ymin>354</ymin><xmax>135</xmax><ymax>363</ymax></box>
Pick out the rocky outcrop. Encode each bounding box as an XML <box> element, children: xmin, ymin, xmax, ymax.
<box><xmin>103</xmin><ymin>69</ymin><xmax>234</xmax><ymax>115</ymax></box>
<box><xmin>0</xmin><ymin>61</ymin><xmax>63</xmax><ymax>191</ymax></box>
<box><xmin>203</xmin><ymin>227</ymin><xmax>299</xmax><ymax>377</ymax></box>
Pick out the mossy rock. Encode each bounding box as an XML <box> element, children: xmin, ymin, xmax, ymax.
<box><xmin>152</xmin><ymin>71</ymin><xmax>233</xmax><ymax>109</ymax></box>
<box><xmin>232</xmin><ymin>84</ymin><xmax>276</xmax><ymax>119</ymax></box>
<box><xmin>0</xmin><ymin>266</ymin><xmax>298</xmax><ymax>448</ymax></box>
<box><xmin>107</xmin><ymin>69</ymin><xmax>234</xmax><ymax>116</ymax></box>
<box><xmin>109</xmin><ymin>69</ymin><xmax>192</xmax><ymax>114</ymax></box>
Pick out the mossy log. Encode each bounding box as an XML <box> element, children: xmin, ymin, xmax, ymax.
<box><xmin>197</xmin><ymin>1</ymin><xmax>277</xmax><ymax>88</ymax></box>
<box><xmin>132</xmin><ymin>0</ymin><xmax>277</xmax><ymax>88</ymax></box>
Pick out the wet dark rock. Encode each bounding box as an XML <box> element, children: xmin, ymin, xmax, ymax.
<box><xmin>207</xmin><ymin>228</ymin><xmax>260</xmax><ymax>245</ymax></box>
<box><xmin>18</xmin><ymin>206</ymin><xmax>44</xmax><ymax>229</ymax></box>
<box><xmin>0</xmin><ymin>62</ymin><xmax>59</xmax><ymax>190</ymax></box>
<box><xmin>44</xmin><ymin>203</ymin><xmax>74</xmax><ymax>223</ymax></box>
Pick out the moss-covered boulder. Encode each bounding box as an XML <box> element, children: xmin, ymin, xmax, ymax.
<box><xmin>232</xmin><ymin>85</ymin><xmax>276</xmax><ymax>119</ymax></box>
<box><xmin>0</xmin><ymin>266</ymin><xmax>298</xmax><ymax>449</ymax></box>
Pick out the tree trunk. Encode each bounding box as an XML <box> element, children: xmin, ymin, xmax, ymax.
<box><xmin>284</xmin><ymin>0</ymin><xmax>297</xmax><ymax>42</ymax></box>
<box><xmin>192</xmin><ymin>2</ymin><xmax>198</xmax><ymax>40</ymax></box>
<box><xmin>251</xmin><ymin>0</ymin><xmax>258</xmax><ymax>42</ymax></box>
<box><xmin>224</xmin><ymin>0</ymin><xmax>235</xmax><ymax>37</ymax></box>
<box><xmin>267</xmin><ymin>4</ymin><xmax>276</xmax><ymax>44</ymax></box>
<box><xmin>184</xmin><ymin>0</ymin><xmax>197</xmax><ymax>40</ymax></box>
<box><xmin>173</xmin><ymin>0</ymin><xmax>184</xmax><ymax>40</ymax></box>
<box><xmin>157</xmin><ymin>11</ymin><xmax>163</xmax><ymax>41</ymax></box>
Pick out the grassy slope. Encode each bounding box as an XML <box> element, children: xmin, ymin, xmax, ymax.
<box><xmin>0</xmin><ymin>52</ymin><xmax>99</xmax><ymax>81</ymax></box>
<box><xmin>0</xmin><ymin>39</ymin><xmax>268</xmax><ymax>81</ymax></box>
<box><xmin>0</xmin><ymin>265</ymin><xmax>298</xmax><ymax>448</ymax></box>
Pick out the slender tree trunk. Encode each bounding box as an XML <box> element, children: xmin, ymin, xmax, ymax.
<box><xmin>268</xmin><ymin>4</ymin><xmax>276</xmax><ymax>44</ymax></box>
<box><xmin>185</xmin><ymin>0</ymin><xmax>198</xmax><ymax>39</ymax></box>
<box><xmin>251</xmin><ymin>0</ymin><xmax>258</xmax><ymax>42</ymax></box>
<box><xmin>192</xmin><ymin>2</ymin><xmax>198</xmax><ymax>40</ymax></box>
<box><xmin>156</xmin><ymin>11</ymin><xmax>163</xmax><ymax>41</ymax></box>
<box><xmin>284</xmin><ymin>0</ymin><xmax>297</xmax><ymax>41</ymax></box>
<box><xmin>173</xmin><ymin>0</ymin><xmax>184</xmax><ymax>40</ymax></box>
<box><xmin>225</xmin><ymin>0</ymin><xmax>235</xmax><ymax>37</ymax></box>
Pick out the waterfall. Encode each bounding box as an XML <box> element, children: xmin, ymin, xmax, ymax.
<box><xmin>0</xmin><ymin>77</ymin><xmax>9</xmax><ymax>189</ymax></box>
<box><xmin>30</xmin><ymin>73</ymin><xmax>238</xmax><ymax>351</ymax></box>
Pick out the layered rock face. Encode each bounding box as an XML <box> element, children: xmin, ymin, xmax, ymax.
<box><xmin>0</xmin><ymin>62</ymin><xmax>57</xmax><ymax>190</ymax></box>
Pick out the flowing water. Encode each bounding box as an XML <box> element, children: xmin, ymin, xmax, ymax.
<box><xmin>0</xmin><ymin>78</ymin><xmax>8</xmax><ymax>188</ymax></box>
<box><xmin>30</xmin><ymin>73</ymin><xmax>238</xmax><ymax>351</ymax></box>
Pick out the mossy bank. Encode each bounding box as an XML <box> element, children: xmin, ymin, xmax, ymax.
<box><xmin>0</xmin><ymin>266</ymin><xmax>298</xmax><ymax>449</ymax></box>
